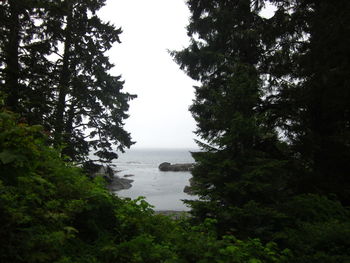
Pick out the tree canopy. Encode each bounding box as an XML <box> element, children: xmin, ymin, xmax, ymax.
<box><xmin>173</xmin><ymin>0</ymin><xmax>350</xmax><ymax>261</ymax></box>
<box><xmin>0</xmin><ymin>0</ymin><xmax>136</xmax><ymax>162</ymax></box>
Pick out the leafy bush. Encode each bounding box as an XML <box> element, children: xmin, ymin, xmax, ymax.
<box><xmin>0</xmin><ymin>109</ymin><xmax>288</xmax><ymax>262</ymax></box>
<box><xmin>276</xmin><ymin>194</ymin><xmax>350</xmax><ymax>263</ymax></box>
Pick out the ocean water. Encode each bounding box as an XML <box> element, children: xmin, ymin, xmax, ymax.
<box><xmin>112</xmin><ymin>148</ymin><xmax>198</xmax><ymax>211</ymax></box>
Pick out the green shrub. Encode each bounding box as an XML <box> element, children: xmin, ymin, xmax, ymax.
<box><xmin>276</xmin><ymin>194</ymin><xmax>350</xmax><ymax>263</ymax></box>
<box><xmin>0</xmin><ymin>109</ymin><xmax>288</xmax><ymax>263</ymax></box>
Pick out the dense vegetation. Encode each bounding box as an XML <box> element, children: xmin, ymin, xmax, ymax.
<box><xmin>0</xmin><ymin>106</ymin><xmax>289</xmax><ymax>262</ymax></box>
<box><xmin>0</xmin><ymin>0</ymin><xmax>349</xmax><ymax>262</ymax></box>
<box><xmin>173</xmin><ymin>0</ymin><xmax>350</xmax><ymax>262</ymax></box>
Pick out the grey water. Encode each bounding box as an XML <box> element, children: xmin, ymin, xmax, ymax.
<box><xmin>112</xmin><ymin>148</ymin><xmax>198</xmax><ymax>211</ymax></box>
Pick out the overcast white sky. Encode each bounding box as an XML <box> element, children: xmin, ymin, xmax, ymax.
<box><xmin>99</xmin><ymin>0</ymin><xmax>198</xmax><ymax>149</ymax></box>
<box><xmin>99</xmin><ymin>1</ymin><xmax>276</xmax><ymax>150</ymax></box>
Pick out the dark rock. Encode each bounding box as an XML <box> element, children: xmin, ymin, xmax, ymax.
<box><xmin>123</xmin><ymin>174</ymin><xmax>134</xmax><ymax>178</ymax></box>
<box><xmin>183</xmin><ymin>177</ymin><xmax>197</xmax><ymax>195</ymax></box>
<box><xmin>158</xmin><ymin>162</ymin><xmax>171</xmax><ymax>171</ymax></box>
<box><xmin>108</xmin><ymin>177</ymin><xmax>133</xmax><ymax>191</ymax></box>
<box><xmin>89</xmin><ymin>165</ymin><xmax>133</xmax><ymax>191</ymax></box>
<box><xmin>91</xmin><ymin>165</ymin><xmax>115</xmax><ymax>183</ymax></box>
<box><xmin>183</xmin><ymin>185</ymin><xmax>193</xmax><ymax>194</ymax></box>
<box><xmin>158</xmin><ymin>162</ymin><xmax>194</xmax><ymax>172</ymax></box>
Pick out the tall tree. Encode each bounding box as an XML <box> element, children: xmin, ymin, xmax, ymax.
<box><xmin>173</xmin><ymin>0</ymin><xmax>289</xmax><ymax>239</ymax></box>
<box><xmin>54</xmin><ymin>0</ymin><xmax>136</xmax><ymax>162</ymax></box>
<box><xmin>0</xmin><ymin>0</ymin><xmax>136</xmax><ymax>162</ymax></box>
<box><xmin>0</xmin><ymin>0</ymin><xmax>54</xmax><ymax>120</ymax></box>
<box><xmin>175</xmin><ymin>0</ymin><xmax>350</xmax><ymax>245</ymax></box>
<box><xmin>294</xmin><ymin>0</ymin><xmax>350</xmax><ymax>204</ymax></box>
<box><xmin>264</xmin><ymin>0</ymin><xmax>350</xmax><ymax>204</ymax></box>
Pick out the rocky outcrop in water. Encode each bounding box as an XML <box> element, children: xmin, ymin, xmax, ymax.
<box><xmin>158</xmin><ymin>162</ymin><xmax>194</xmax><ymax>172</ymax></box>
<box><xmin>183</xmin><ymin>185</ymin><xmax>193</xmax><ymax>194</ymax></box>
<box><xmin>108</xmin><ymin>177</ymin><xmax>133</xmax><ymax>191</ymax></box>
<box><xmin>87</xmin><ymin>163</ymin><xmax>133</xmax><ymax>191</ymax></box>
<box><xmin>183</xmin><ymin>177</ymin><xmax>198</xmax><ymax>195</ymax></box>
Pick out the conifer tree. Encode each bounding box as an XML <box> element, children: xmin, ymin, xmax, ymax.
<box><xmin>173</xmin><ymin>0</ymin><xmax>289</xmax><ymax>239</ymax></box>
<box><xmin>264</xmin><ymin>0</ymin><xmax>350</xmax><ymax>204</ymax></box>
<box><xmin>0</xmin><ymin>0</ymin><xmax>135</xmax><ymax>162</ymax></box>
<box><xmin>175</xmin><ymin>0</ymin><xmax>350</xmax><ymax>242</ymax></box>
<box><xmin>50</xmin><ymin>0</ymin><xmax>136</xmax><ymax>162</ymax></box>
<box><xmin>0</xmin><ymin>0</ymin><xmax>55</xmax><ymax>123</ymax></box>
<box><xmin>305</xmin><ymin>1</ymin><xmax>350</xmax><ymax>204</ymax></box>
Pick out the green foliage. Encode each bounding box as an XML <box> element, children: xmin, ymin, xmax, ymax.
<box><xmin>166</xmin><ymin>218</ymin><xmax>290</xmax><ymax>263</ymax></box>
<box><xmin>174</xmin><ymin>0</ymin><xmax>350</xmax><ymax>262</ymax></box>
<box><xmin>275</xmin><ymin>194</ymin><xmax>350</xmax><ymax>263</ymax></box>
<box><xmin>0</xmin><ymin>109</ymin><xmax>289</xmax><ymax>262</ymax></box>
<box><xmin>259</xmin><ymin>0</ymin><xmax>350</xmax><ymax>204</ymax></box>
<box><xmin>0</xmin><ymin>0</ymin><xmax>136</xmax><ymax>163</ymax></box>
<box><xmin>2</xmin><ymin>0</ymin><xmax>350</xmax><ymax>261</ymax></box>
<box><xmin>173</xmin><ymin>0</ymin><xmax>291</xmax><ymax>240</ymax></box>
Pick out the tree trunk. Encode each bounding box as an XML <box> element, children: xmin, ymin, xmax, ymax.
<box><xmin>54</xmin><ymin>3</ymin><xmax>73</xmax><ymax>147</ymax></box>
<box><xmin>4</xmin><ymin>0</ymin><xmax>20</xmax><ymax>112</ymax></box>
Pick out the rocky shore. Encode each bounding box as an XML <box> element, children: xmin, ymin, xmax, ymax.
<box><xmin>107</xmin><ymin>176</ymin><xmax>134</xmax><ymax>191</ymax></box>
<box><xmin>90</xmin><ymin>165</ymin><xmax>134</xmax><ymax>192</ymax></box>
<box><xmin>183</xmin><ymin>177</ymin><xmax>197</xmax><ymax>195</ymax></box>
<box><xmin>158</xmin><ymin>162</ymin><xmax>194</xmax><ymax>172</ymax></box>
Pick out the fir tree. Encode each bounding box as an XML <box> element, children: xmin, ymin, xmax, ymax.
<box><xmin>173</xmin><ymin>0</ymin><xmax>289</xmax><ymax>239</ymax></box>
<box><xmin>50</xmin><ymin>0</ymin><xmax>136</xmax><ymax>162</ymax></box>
<box><xmin>264</xmin><ymin>0</ymin><xmax>350</xmax><ymax>204</ymax></box>
<box><xmin>0</xmin><ymin>0</ymin><xmax>55</xmax><ymax>122</ymax></box>
<box><xmin>0</xmin><ymin>0</ymin><xmax>136</xmax><ymax>162</ymax></box>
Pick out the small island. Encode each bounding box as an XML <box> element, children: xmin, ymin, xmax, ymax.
<box><xmin>158</xmin><ymin>162</ymin><xmax>194</xmax><ymax>172</ymax></box>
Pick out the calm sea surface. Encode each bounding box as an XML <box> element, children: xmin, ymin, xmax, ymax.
<box><xmin>112</xmin><ymin>148</ymin><xmax>198</xmax><ymax>211</ymax></box>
